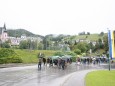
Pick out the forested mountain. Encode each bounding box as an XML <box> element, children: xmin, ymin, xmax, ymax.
<box><xmin>7</xmin><ymin>29</ymin><xmax>44</xmax><ymax>38</ymax></box>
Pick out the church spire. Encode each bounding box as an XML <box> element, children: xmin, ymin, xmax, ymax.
<box><xmin>3</xmin><ymin>23</ymin><xmax>6</xmax><ymax>30</ymax></box>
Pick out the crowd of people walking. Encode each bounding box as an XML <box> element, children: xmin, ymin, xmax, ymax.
<box><xmin>38</xmin><ymin>52</ymin><xmax>109</xmax><ymax>70</ymax></box>
<box><xmin>76</xmin><ymin>56</ymin><xmax>109</xmax><ymax>65</ymax></box>
<box><xmin>37</xmin><ymin>52</ymin><xmax>72</xmax><ymax>70</ymax></box>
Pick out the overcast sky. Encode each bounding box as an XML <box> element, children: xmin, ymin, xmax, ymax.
<box><xmin>0</xmin><ymin>0</ymin><xmax>115</xmax><ymax>36</ymax></box>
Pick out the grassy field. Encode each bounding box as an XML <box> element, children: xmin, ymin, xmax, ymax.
<box><xmin>85</xmin><ymin>70</ymin><xmax>115</xmax><ymax>86</ymax></box>
<box><xmin>75</xmin><ymin>33</ymin><xmax>107</xmax><ymax>41</ymax></box>
<box><xmin>14</xmin><ymin>49</ymin><xmax>57</xmax><ymax>63</ymax></box>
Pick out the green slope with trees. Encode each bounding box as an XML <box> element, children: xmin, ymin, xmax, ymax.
<box><xmin>0</xmin><ymin>31</ymin><xmax>109</xmax><ymax>64</ymax></box>
<box><xmin>7</xmin><ymin>29</ymin><xmax>44</xmax><ymax>38</ymax></box>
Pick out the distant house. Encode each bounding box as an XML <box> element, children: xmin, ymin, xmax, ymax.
<box><xmin>21</xmin><ymin>34</ymin><xmax>27</xmax><ymax>40</ymax></box>
<box><xmin>9</xmin><ymin>34</ymin><xmax>43</xmax><ymax>46</ymax></box>
<box><xmin>8</xmin><ymin>37</ymin><xmax>21</xmax><ymax>46</ymax></box>
<box><xmin>0</xmin><ymin>24</ymin><xmax>8</xmax><ymax>43</ymax></box>
<box><xmin>79</xmin><ymin>38</ymin><xmax>90</xmax><ymax>42</ymax></box>
<box><xmin>9</xmin><ymin>34</ymin><xmax>28</xmax><ymax>46</ymax></box>
<box><xmin>20</xmin><ymin>34</ymin><xmax>42</xmax><ymax>42</ymax></box>
<box><xmin>75</xmin><ymin>38</ymin><xmax>90</xmax><ymax>43</ymax></box>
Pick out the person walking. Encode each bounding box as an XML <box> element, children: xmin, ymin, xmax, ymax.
<box><xmin>38</xmin><ymin>57</ymin><xmax>42</xmax><ymax>70</ymax></box>
<box><xmin>76</xmin><ymin>57</ymin><xmax>81</xmax><ymax>65</ymax></box>
<box><xmin>61</xmin><ymin>60</ymin><xmax>65</xmax><ymax>70</ymax></box>
<box><xmin>43</xmin><ymin>57</ymin><xmax>46</xmax><ymax>66</ymax></box>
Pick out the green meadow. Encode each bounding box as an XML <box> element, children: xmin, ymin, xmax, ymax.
<box><xmin>75</xmin><ymin>33</ymin><xmax>107</xmax><ymax>41</ymax></box>
<box><xmin>85</xmin><ymin>70</ymin><xmax>115</xmax><ymax>86</ymax></box>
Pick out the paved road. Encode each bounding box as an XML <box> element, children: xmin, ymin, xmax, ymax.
<box><xmin>0</xmin><ymin>63</ymin><xmax>113</xmax><ymax>86</ymax></box>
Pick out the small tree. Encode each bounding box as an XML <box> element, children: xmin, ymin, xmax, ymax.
<box><xmin>103</xmin><ymin>34</ymin><xmax>108</xmax><ymax>53</ymax></box>
<box><xmin>100</xmin><ymin>32</ymin><xmax>104</xmax><ymax>36</ymax></box>
<box><xmin>76</xmin><ymin>42</ymin><xmax>87</xmax><ymax>53</ymax></box>
<box><xmin>19</xmin><ymin>40</ymin><xmax>28</xmax><ymax>49</ymax></box>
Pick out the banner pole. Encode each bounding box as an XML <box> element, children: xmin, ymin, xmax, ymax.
<box><xmin>108</xmin><ymin>29</ymin><xmax>111</xmax><ymax>71</ymax></box>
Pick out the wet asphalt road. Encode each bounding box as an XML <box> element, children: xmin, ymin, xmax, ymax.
<box><xmin>0</xmin><ymin>63</ymin><xmax>114</xmax><ymax>86</ymax></box>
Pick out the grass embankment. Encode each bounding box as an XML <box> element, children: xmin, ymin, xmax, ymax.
<box><xmin>85</xmin><ymin>70</ymin><xmax>115</xmax><ymax>86</ymax></box>
<box><xmin>14</xmin><ymin>49</ymin><xmax>56</xmax><ymax>63</ymax></box>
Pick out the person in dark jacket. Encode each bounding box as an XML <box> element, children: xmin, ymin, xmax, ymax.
<box><xmin>43</xmin><ymin>57</ymin><xmax>46</xmax><ymax>65</ymax></box>
<box><xmin>38</xmin><ymin>58</ymin><xmax>42</xmax><ymax>70</ymax></box>
<box><xmin>61</xmin><ymin>60</ymin><xmax>65</xmax><ymax>70</ymax></box>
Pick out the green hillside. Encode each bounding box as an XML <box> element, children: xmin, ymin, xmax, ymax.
<box><xmin>7</xmin><ymin>29</ymin><xmax>44</xmax><ymax>38</ymax></box>
<box><xmin>76</xmin><ymin>34</ymin><xmax>100</xmax><ymax>41</ymax></box>
<box><xmin>74</xmin><ymin>33</ymin><xmax>107</xmax><ymax>41</ymax></box>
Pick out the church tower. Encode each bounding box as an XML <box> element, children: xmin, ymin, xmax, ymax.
<box><xmin>0</xmin><ymin>23</ymin><xmax>8</xmax><ymax>42</ymax></box>
<box><xmin>4</xmin><ymin>23</ymin><xmax>6</xmax><ymax>29</ymax></box>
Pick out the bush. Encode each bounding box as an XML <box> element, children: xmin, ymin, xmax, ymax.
<box><xmin>0</xmin><ymin>58</ymin><xmax>6</xmax><ymax>64</ymax></box>
<box><xmin>11</xmin><ymin>57</ymin><xmax>23</xmax><ymax>63</ymax></box>
<box><xmin>71</xmin><ymin>56</ymin><xmax>76</xmax><ymax>62</ymax></box>
<box><xmin>0</xmin><ymin>48</ymin><xmax>23</xmax><ymax>64</ymax></box>
<box><xmin>65</xmin><ymin>51</ymin><xmax>77</xmax><ymax>62</ymax></box>
<box><xmin>74</xmin><ymin>49</ymin><xmax>81</xmax><ymax>54</ymax></box>
<box><xmin>54</xmin><ymin>51</ymin><xmax>64</xmax><ymax>56</ymax></box>
<box><xmin>65</xmin><ymin>51</ymin><xmax>76</xmax><ymax>56</ymax></box>
<box><xmin>1</xmin><ymin>42</ymin><xmax>10</xmax><ymax>48</ymax></box>
<box><xmin>82</xmin><ymin>53</ymin><xmax>86</xmax><ymax>56</ymax></box>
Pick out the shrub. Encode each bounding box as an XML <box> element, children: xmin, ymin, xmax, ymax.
<box><xmin>54</xmin><ymin>51</ymin><xmax>64</xmax><ymax>56</ymax></box>
<box><xmin>71</xmin><ymin>56</ymin><xmax>76</xmax><ymax>62</ymax></box>
<box><xmin>74</xmin><ymin>49</ymin><xmax>81</xmax><ymax>54</ymax></box>
<box><xmin>0</xmin><ymin>48</ymin><xmax>22</xmax><ymax>64</ymax></box>
<box><xmin>65</xmin><ymin>51</ymin><xmax>76</xmax><ymax>56</ymax></box>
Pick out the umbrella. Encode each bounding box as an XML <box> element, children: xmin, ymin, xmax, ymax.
<box><xmin>51</xmin><ymin>56</ymin><xmax>60</xmax><ymax>60</ymax></box>
<box><xmin>61</xmin><ymin>55</ymin><xmax>72</xmax><ymax>60</ymax></box>
<box><xmin>64</xmin><ymin>55</ymin><xmax>72</xmax><ymax>58</ymax></box>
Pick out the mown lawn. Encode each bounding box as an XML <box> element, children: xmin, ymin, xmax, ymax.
<box><xmin>85</xmin><ymin>70</ymin><xmax>115</xmax><ymax>86</ymax></box>
<box><xmin>14</xmin><ymin>49</ymin><xmax>56</xmax><ymax>63</ymax></box>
